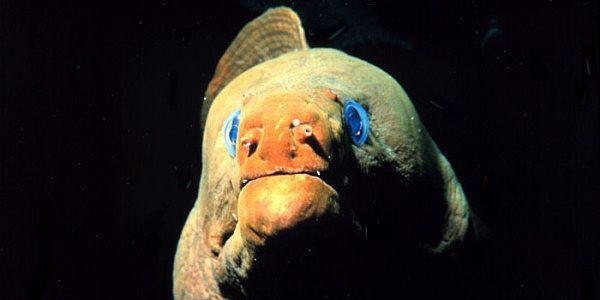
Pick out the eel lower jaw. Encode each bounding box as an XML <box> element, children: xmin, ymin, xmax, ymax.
<box><xmin>215</xmin><ymin>174</ymin><xmax>342</xmax><ymax>286</ymax></box>
<box><xmin>237</xmin><ymin>173</ymin><xmax>341</xmax><ymax>245</ymax></box>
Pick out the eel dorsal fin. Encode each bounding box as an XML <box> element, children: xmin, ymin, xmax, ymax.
<box><xmin>205</xmin><ymin>7</ymin><xmax>308</xmax><ymax>102</ymax></box>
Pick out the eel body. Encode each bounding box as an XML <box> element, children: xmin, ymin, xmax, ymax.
<box><xmin>174</xmin><ymin>7</ymin><xmax>470</xmax><ymax>299</ymax></box>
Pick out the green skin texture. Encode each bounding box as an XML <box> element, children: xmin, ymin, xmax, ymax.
<box><xmin>173</xmin><ymin>48</ymin><xmax>469</xmax><ymax>299</ymax></box>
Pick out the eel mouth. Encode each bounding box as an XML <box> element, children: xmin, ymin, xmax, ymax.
<box><xmin>236</xmin><ymin>173</ymin><xmax>341</xmax><ymax>246</ymax></box>
<box><xmin>239</xmin><ymin>168</ymin><xmax>333</xmax><ymax>190</ymax></box>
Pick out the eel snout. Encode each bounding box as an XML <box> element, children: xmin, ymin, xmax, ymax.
<box><xmin>235</xmin><ymin>92</ymin><xmax>340</xmax><ymax>181</ymax></box>
<box><xmin>214</xmin><ymin>93</ymin><xmax>348</xmax><ymax>295</ymax></box>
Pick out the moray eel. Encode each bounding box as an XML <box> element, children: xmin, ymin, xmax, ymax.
<box><xmin>174</xmin><ymin>7</ymin><xmax>470</xmax><ymax>299</ymax></box>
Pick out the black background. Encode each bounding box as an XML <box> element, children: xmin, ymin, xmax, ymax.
<box><xmin>2</xmin><ymin>0</ymin><xmax>598</xmax><ymax>299</ymax></box>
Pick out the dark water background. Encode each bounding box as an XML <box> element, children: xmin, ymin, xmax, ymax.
<box><xmin>2</xmin><ymin>0</ymin><xmax>598</xmax><ymax>299</ymax></box>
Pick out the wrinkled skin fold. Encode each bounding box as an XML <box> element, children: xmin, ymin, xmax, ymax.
<box><xmin>173</xmin><ymin>7</ymin><xmax>470</xmax><ymax>300</ymax></box>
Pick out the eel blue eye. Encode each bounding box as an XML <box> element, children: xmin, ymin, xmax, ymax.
<box><xmin>222</xmin><ymin>108</ymin><xmax>241</xmax><ymax>157</ymax></box>
<box><xmin>343</xmin><ymin>99</ymin><xmax>369</xmax><ymax>145</ymax></box>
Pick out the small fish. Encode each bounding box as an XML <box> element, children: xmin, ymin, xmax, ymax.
<box><xmin>577</xmin><ymin>42</ymin><xmax>595</xmax><ymax>108</ymax></box>
<box><xmin>481</xmin><ymin>18</ymin><xmax>504</xmax><ymax>48</ymax></box>
<box><xmin>174</xmin><ymin>7</ymin><xmax>470</xmax><ymax>299</ymax></box>
<box><xmin>429</xmin><ymin>99</ymin><xmax>446</xmax><ymax>111</ymax></box>
<box><xmin>172</xmin><ymin>164</ymin><xmax>193</xmax><ymax>191</ymax></box>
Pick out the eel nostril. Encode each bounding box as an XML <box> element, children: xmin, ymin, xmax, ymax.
<box><xmin>240</xmin><ymin>130</ymin><xmax>260</xmax><ymax>158</ymax></box>
<box><xmin>248</xmin><ymin>143</ymin><xmax>257</xmax><ymax>157</ymax></box>
<box><xmin>241</xmin><ymin>138</ymin><xmax>258</xmax><ymax>157</ymax></box>
<box><xmin>302</xmin><ymin>125</ymin><xmax>313</xmax><ymax>138</ymax></box>
<box><xmin>290</xmin><ymin>119</ymin><xmax>314</xmax><ymax>143</ymax></box>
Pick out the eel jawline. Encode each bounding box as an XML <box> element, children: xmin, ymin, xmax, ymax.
<box><xmin>215</xmin><ymin>174</ymin><xmax>340</xmax><ymax>290</ymax></box>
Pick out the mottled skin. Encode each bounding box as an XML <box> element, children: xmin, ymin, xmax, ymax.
<box><xmin>174</xmin><ymin>47</ymin><xmax>469</xmax><ymax>299</ymax></box>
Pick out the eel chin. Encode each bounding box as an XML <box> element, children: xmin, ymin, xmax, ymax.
<box><xmin>238</xmin><ymin>174</ymin><xmax>341</xmax><ymax>245</ymax></box>
<box><xmin>216</xmin><ymin>174</ymin><xmax>359</xmax><ymax>298</ymax></box>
